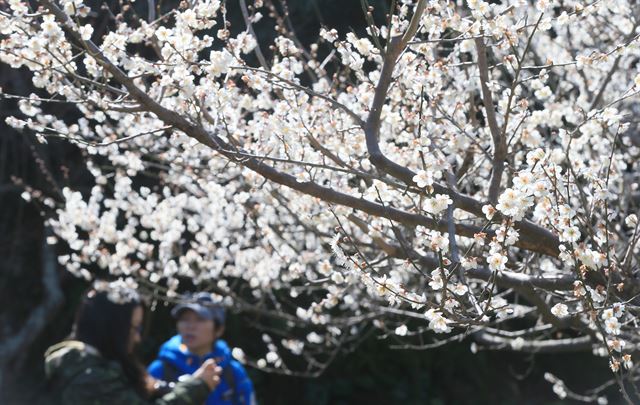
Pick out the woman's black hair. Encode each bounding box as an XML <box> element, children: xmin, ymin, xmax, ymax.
<box><xmin>72</xmin><ymin>289</ymin><xmax>148</xmax><ymax>397</ymax></box>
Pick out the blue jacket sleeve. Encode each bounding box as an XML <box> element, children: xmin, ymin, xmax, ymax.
<box><xmin>148</xmin><ymin>359</ymin><xmax>165</xmax><ymax>380</ymax></box>
<box><xmin>231</xmin><ymin>361</ymin><xmax>255</xmax><ymax>405</ymax></box>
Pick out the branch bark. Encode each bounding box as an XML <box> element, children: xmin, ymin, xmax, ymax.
<box><xmin>239</xmin><ymin>0</ymin><xmax>269</xmax><ymax>69</ymax></box>
<box><xmin>475</xmin><ymin>36</ymin><xmax>506</xmax><ymax>205</ymax></box>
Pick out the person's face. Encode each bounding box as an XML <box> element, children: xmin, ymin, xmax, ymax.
<box><xmin>177</xmin><ymin>309</ymin><xmax>217</xmax><ymax>354</ymax></box>
<box><xmin>128</xmin><ymin>305</ymin><xmax>144</xmax><ymax>353</ymax></box>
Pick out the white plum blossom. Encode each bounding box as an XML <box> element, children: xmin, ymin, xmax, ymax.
<box><xmin>428</xmin><ymin>269</ymin><xmax>444</xmax><ymax>290</ymax></box>
<box><xmin>460</xmin><ymin>257</ymin><xmax>478</xmax><ymax>270</ymax></box>
<box><xmin>281</xmin><ymin>339</ymin><xmax>304</xmax><ymax>355</ymax></box>
<box><xmin>423</xmin><ymin>194</ymin><xmax>453</xmax><ymax>215</ymax></box>
<box><xmin>607</xmin><ymin>339</ymin><xmax>626</xmax><ymax>353</ymax></box>
<box><xmin>395</xmin><ymin>324</ymin><xmax>408</xmax><ymax>336</ymax></box>
<box><xmin>330</xmin><ymin>272</ymin><xmax>344</xmax><ymax>284</ymax></box>
<box><xmin>487</xmin><ymin>252</ymin><xmax>507</xmax><ymax>272</ymax></box>
<box><xmin>319</xmin><ymin>28</ymin><xmax>338</xmax><ymax>43</ymax></box>
<box><xmin>604</xmin><ymin>316</ymin><xmax>621</xmax><ymax>335</ymax></box>
<box><xmin>482</xmin><ymin>205</ymin><xmax>496</xmax><ymax>219</ymax></box>
<box><xmin>306</xmin><ymin>332</ymin><xmax>324</xmax><ymax>344</ymax></box>
<box><xmin>428</xmin><ymin>231</ymin><xmax>449</xmax><ymax>253</ymax></box>
<box><xmin>231</xmin><ymin>347</ymin><xmax>246</xmax><ymax>363</ymax></box>
<box><xmin>453</xmin><ymin>284</ymin><xmax>468</xmax><ymax>296</ymax></box>
<box><xmin>425</xmin><ymin>309</ymin><xmax>451</xmax><ymax>334</ymax></box>
<box><xmin>625</xmin><ymin>214</ymin><xmax>638</xmax><ymax>228</ymax></box>
<box><xmin>78</xmin><ymin>24</ymin><xmax>93</xmax><ymax>41</ymax></box>
<box><xmin>560</xmin><ymin>226</ymin><xmax>581</xmax><ymax>243</ymax></box>
<box><xmin>413</xmin><ymin>170</ymin><xmax>434</xmax><ymax>188</ymax></box>
<box><xmin>550</xmin><ymin>303</ymin><xmax>569</xmax><ymax>318</ymax></box>
<box><xmin>612</xmin><ymin>303</ymin><xmax>625</xmax><ymax>318</ymax></box>
<box><xmin>496</xmin><ymin>188</ymin><xmax>532</xmax><ymax>221</ymax></box>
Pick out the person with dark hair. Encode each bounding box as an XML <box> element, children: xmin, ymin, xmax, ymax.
<box><xmin>148</xmin><ymin>292</ymin><xmax>255</xmax><ymax>405</ymax></box>
<box><xmin>44</xmin><ymin>285</ymin><xmax>221</xmax><ymax>404</ymax></box>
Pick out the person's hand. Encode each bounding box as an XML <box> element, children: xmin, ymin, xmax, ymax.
<box><xmin>145</xmin><ymin>374</ymin><xmax>159</xmax><ymax>393</ymax></box>
<box><xmin>193</xmin><ymin>359</ymin><xmax>222</xmax><ymax>391</ymax></box>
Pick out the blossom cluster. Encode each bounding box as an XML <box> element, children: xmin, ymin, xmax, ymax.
<box><xmin>2</xmin><ymin>0</ymin><xmax>640</xmax><ymax>392</ymax></box>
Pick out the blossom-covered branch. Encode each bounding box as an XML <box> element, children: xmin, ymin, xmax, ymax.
<box><xmin>3</xmin><ymin>0</ymin><xmax>640</xmax><ymax>400</ymax></box>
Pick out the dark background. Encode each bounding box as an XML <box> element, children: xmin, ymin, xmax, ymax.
<box><xmin>0</xmin><ymin>0</ymin><xmax>618</xmax><ymax>403</ymax></box>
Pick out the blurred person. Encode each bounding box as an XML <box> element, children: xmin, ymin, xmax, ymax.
<box><xmin>148</xmin><ymin>293</ymin><xmax>255</xmax><ymax>405</ymax></box>
<box><xmin>44</xmin><ymin>286</ymin><xmax>221</xmax><ymax>404</ymax></box>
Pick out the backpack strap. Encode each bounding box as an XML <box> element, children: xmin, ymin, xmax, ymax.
<box><xmin>220</xmin><ymin>364</ymin><xmax>238</xmax><ymax>404</ymax></box>
<box><xmin>160</xmin><ymin>359</ymin><xmax>181</xmax><ymax>383</ymax></box>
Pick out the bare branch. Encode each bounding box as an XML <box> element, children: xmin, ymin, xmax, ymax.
<box><xmin>475</xmin><ymin>36</ymin><xmax>506</xmax><ymax>205</ymax></box>
<box><xmin>473</xmin><ymin>331</ymin><xmax>593</xmax><ymax>353</ymax></box>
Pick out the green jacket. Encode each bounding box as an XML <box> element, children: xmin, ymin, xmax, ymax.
<box><xmin>44</xmin><ymin>340</ymin><xmax>210</xmax><ymax>405</ymax></box>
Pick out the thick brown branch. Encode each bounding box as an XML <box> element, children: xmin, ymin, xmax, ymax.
<box><xmin>364</xmin><ymin>0</ymin><xmax>426</xmax><ymax>185</ymax></box>
<box><xmin>356</xmin><ymin>5</ymin><xmax>559</xmax><ymax>256</ymax></box>
<box><xmin>475</xmin><ymin>37</ymin><xmax>506</xmax><ymax>205</ymax></box>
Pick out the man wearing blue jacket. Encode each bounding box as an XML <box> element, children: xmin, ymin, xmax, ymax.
<box><xmin>148</xmin><ymin>293</ymin><xmax>255</xmax><ymax>405</ymax></box>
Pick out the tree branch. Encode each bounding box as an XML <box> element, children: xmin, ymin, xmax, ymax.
<box><xmin>475</xmin><ymin>36</ymin><xmax>506</xmax><ymax>205</ymax></box>
<box><xmin>473</xmin><ymin>331</ymin><xmax>593</xmax><ymax>353</ymax></box>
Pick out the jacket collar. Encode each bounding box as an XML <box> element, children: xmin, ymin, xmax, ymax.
<box><xmin>159</xmin><ymin>335</ymin><xmax>232</xmax><ymax>369</ymax></box>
